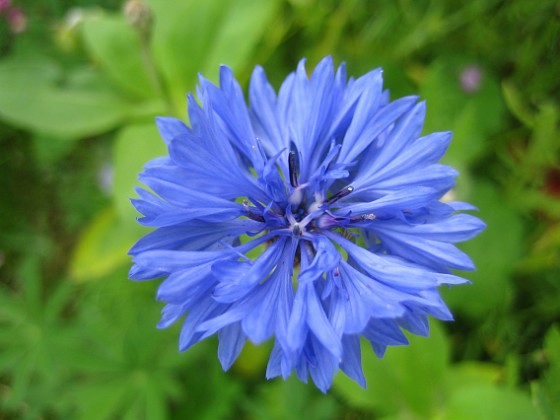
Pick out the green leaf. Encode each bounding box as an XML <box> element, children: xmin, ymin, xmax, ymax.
<box><xmin>148</xmin><ymin>0</ymin><xmax>281</xmax><ymax>115</ymax></box>
<box><xmin>112</xmin><ymin>122</ymin><xmax>168</xmax><ymax>225</ymax></box>
<box><xmin>81</xmin><ymin>15</ymin><xmax>159</xmax><ymax>99</ymax></box>
<box><xmin>444</xmin><ymin>362</ymin><xmax>503</xmax><ymax>394</ymax></box>
<box><xmin>333</xmin><ymin>321</ymin><xmax>448</xmax><ymax>417</ymax></box>
<box><xmin>442</xmin><ymin>385</ymin><xmax>539</xmax><ymax>420</ymax></box>
<box><xmin>0</xmin><ymin>57</ymin><xmax>131</xmax><ymax>139</ymax></box>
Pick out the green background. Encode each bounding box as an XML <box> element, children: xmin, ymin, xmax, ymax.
<box><xmin>0</xmin><ymin>0</ymin><xmax>559</xmax><ymax>418</ymax></box>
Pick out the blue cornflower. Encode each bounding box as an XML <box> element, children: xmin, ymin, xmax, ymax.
<box><xmin>129</xmin><ymin>57</ymin><xmax>485</xmax><ymax>392</ymax></box>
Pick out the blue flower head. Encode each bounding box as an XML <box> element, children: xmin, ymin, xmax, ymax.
<box><xmin>129</xmin><ymin>57</ymin><xmax>485</xmax><ymax>392</ymax></box>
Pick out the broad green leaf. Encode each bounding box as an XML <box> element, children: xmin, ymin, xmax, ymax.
<box><xmin>333</xmin><ymin>321</ymin><xmax>448</xmax><ymax>417</ymax></box>
<box><xmin>0</xmin><ymin>57</ymin><xmax>131</xmax><ymax>139</ymax></box>
<box><xmin>444</xmin><ymin>362</ymin><xmax>502</xmax><ymax>395</ymax></box>
<box><xmin>81</xmin><ymin>15</ymin><xmax>159</xmax><ymax>99</ymax></box>
<box><xmin>70</xmin><ymin>206</ymin><xmax>141</xmax><ymax>282</ymax></box>
<box><xmin>442</xmin><ymin>385</ymin><xmax>539</xmax><ymax>420</ymax></box>
<box><xmin>112</xmin><ymin>122</ymin><xmax>167</xmax><ymax>225</ymax></box>
<box><xmin>199</xmin><ymin>0</ymin><xmax>280</xmax><ymax>77</ymax></box>
<box><xmin>148</xmin><ymin>0</ymin><xmax>281</xmax><ymax>115</ymax></box>
<box><xmin>442</xmin><ymin>181</ymin><xmax>523</xmax><ymax>317</ymax></box>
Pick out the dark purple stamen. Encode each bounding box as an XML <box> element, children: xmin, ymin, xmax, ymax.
<box><xmin>326</xmin><ymin>186</ymin><xmax>354</xmax><ymax>205</ymax></box>
<box><xmin>288</xmin><ymin>150</ymin><xmax>299</xmax><ymax>188</ymax></box>
<box><xmin>243</xmin><ymin>200</ymin><xmax>265</xmax><ymax>222</ymax></box>
<box><xmin>246</xmin><ymin>211</ymin><xmax>265</xmax><ymax>223</ymax></box>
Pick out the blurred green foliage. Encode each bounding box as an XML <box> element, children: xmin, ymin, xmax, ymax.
<box><xmin>0</xmin><ymin>0</ymin><xmax>559</xmax><ymax>418</ymax></box>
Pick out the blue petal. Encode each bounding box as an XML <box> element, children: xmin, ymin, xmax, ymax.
<box><xmin>132</xmin><ymin>248</ymin><xmax>234</xmax><ymax>274</ymax></box>
<box><xmin>447</xmin><ymin>201</ymin><xmax>479</xmax><ymax>211</ymax></box>
<box><xmin>258</xmin><ymin>149</ymin><xmax>288</xmax><ymax>204</ymax></box>
<box><xmin>357</xmin><ymin>101</ymin><xmax>426</xmax><ymax>176</ymax></box>
<box><xmin>249</xmin><ymin>65</ymin><xmax>286</xmax><ymax>156</ymax></box>
<box><xmin>212</xmin><ymin>237</ymin><xmax>288</xmax><ymax>303</ymax></box>
<box><xmin>131</xmin><ymin>187</ymin><xmax>170</xmax><ymax>221</ymax></box>
<box><xmin>197</xmin><ymin>242</ymin><xmax>295</xmax><ymax>345</ymax></box>
<box><xmin>285</xmin><ymin>281</ymin><xmax>309</xmax><ymax>363</ymax></box>
<box><xmin>138</xmin><ymin>207</ymin><xmax>242</xmax><ymax>227</ymax></box>
<box><xmin>157</xmin><ymin>303</ymin><xmax>187</xmax><ymax>329</ymax></box>
<box><xmin>372</xmin><ymin>214</ymin><xmax>486</xmax><ymax>242</ymax></box>
<box><xmin>340</xmin><ymin>335</ymin><xmax>366</xmax><ymax>388</ymax></box>
<box><xmin>298</xmin><ymin>236</ymin><xmax>340</xmax><ymax>284</ymax></box>
<box><xmin>327</xmin><ymin>233</ymin><xmax>468</xmax><ymax>291</ymax></box>
<box><xmin>363</xmin><ymin>318</ymin><xmax>409</xmax><ymax>357</ymax></box>
<box><xmin>409</xmin><ymin>289</ymin><xmax>454</xmax><ymax>321</ymax></box>
<box><xmin>339</xmin><ymin>186</ymin><xmax>441</xmax><ymax>216</ymax></box>
<box><xmin>306</xmin><ymin>335</ymin><xmax>339</xmax><ymax>393</ymax></box>
<box><xmin>325</xmin><ymin>271</ymin><xmax>346</xmax><ymax>332</ymax></box>
<box><xmin>218</xmin><ymin>322</ymin><xmax>247</xmax><ymax>370</ymax></box>
<box><xmin>128</xmin><ymin>264</ymin><xmax>167</xmax><ymax>281</ymax></box>
<box><xmin>130</xmin><ymin>219</ymin><xmax>260</xmax><ymax>255</ymax></box>
<box><xmin>241</xmin><ymin>256</ymin><xmax>294</xmax><ymax>344</ymax></box>
<box><xmin>168</xmin><ymin>94</ymin><xmax>269</xmax><ymax>203</ymax></box>
<box><xmin>155</xmin><ymin>116</ymin><xmax>188</xmax><ymax>145</ymax></box>
<box><xmin>361</xmin><ymin>131</ymin><xmax>452</xmax><ymax>185</ymax></box>
<box><xmin>265</xmin><ymin>341</ymin><xmax>285</xmax><ymax>379</ymax></box>
<box><xmin>376</xmin><ymin>233</ymin><xmax>476</xmax><ymax>271</ymax></box>
<box><xmin>327</xmin><ymin>67</ymin><xmax>383</xmax><ymax>141</ymax></box>
<box><xmin>338</xmin><ymin>72</ymin><xmax>384</xmax><ymax>163</ymax></box>
<box><xmin>156</xmin><ymin>264</ymin><xmax>213</xmax><ymax>305</ymax></box>
<box><xmin>301</xmin><ymin>57</ymin><xmax>338</xmax><ymax>175</ymax></box>
<box><xmin>199</xmin><ymin>66</ymin><xmax>264</xmax><ymax>171</ymax></box>
<box><xmin>289</xmin><ymin>57</ymin><xmax>339</xmax><ymax>181</ymax></box>
<box><xmin>371</xmin><ymin>164</ymin><xmax>458</xmax><ymax>193</ymax></box>
<box><xmin>141</xmin><ymin>156</ymin><xmax>249</xmax><ymax>202</ymax></box>
<box><xmin>397</xmin><ymin>311</ymin><xmax>430</xmax><ymax>337</ymax></box>
<box><xmin>336</xmin><ymin>262</ymin><xmax>405</xmax><ymax>333</ymax></box>
<box><xmin>303</xmin><ymin>282</ymin><xmax>342</xmax><ymax>359</ymax></box>
<box><xmin>339</xmin><ymin>93</ymin><xmax>418</xmax><ymax>164</ymax></box>
<box><xmin>179</xmin><ymin>296</ymin><xmax>227</xmax><ymax>351</ymax></box>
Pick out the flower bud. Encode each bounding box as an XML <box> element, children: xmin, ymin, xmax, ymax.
<box><xmin>459</xmin><ymin>64</ymin><xmax>483</xmax><ymax>94</ymax></box>
<box><xmin>123</xmin><ymin>0</ymin><xmax>152</xmax><ymax>37</ymax></box>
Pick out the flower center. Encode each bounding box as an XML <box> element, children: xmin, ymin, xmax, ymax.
<box><xmin>242</xmin><ymin>152</ymin><xmax>360</xmax><ymax>238</ymax></box>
